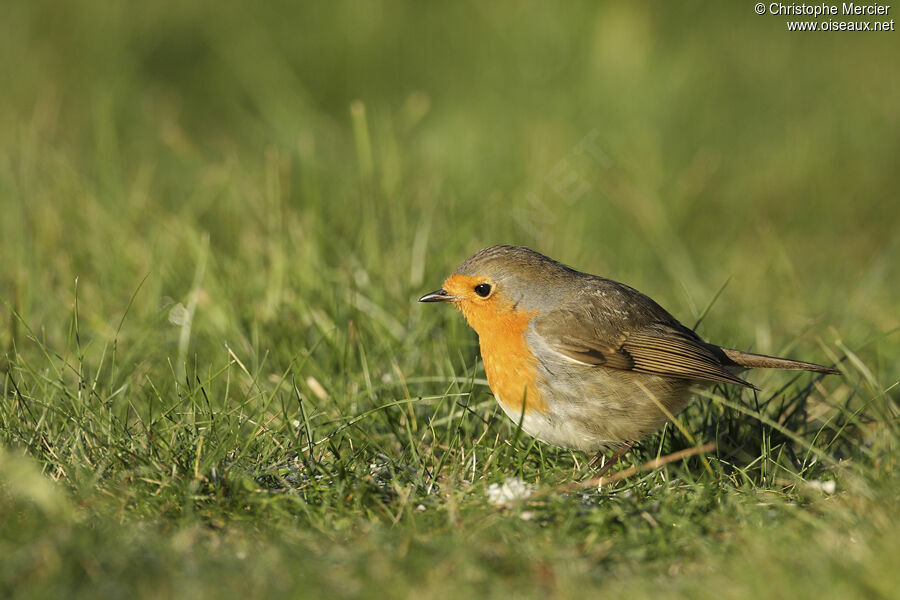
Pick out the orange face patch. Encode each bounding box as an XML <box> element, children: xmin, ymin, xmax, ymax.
<box><xmin>443</xmin><ymin>274</ymin><xmax>546</xmax><ymax>414</ymax></box>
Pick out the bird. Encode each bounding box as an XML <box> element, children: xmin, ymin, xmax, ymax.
<box><xmin>419</xmin><ymin>245</ymin><xmax>839</xmax><ymax>469</ymax></box>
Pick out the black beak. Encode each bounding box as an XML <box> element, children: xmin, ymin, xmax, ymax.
<box><xmin>418</xmin><ymin>289</ymin><xmax>457</xmax><ymax>303</ymax></box>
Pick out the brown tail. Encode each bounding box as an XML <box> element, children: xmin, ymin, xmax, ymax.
<box><xmin>720</xmin><ymin>347</ymin><xmax>840</xmax><ymax>375</ymax></box>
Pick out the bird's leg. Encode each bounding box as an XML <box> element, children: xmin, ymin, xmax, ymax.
<box><xmin>589</xmin><ymin>440</ymin><xmax>635</xmax><ymax>477</ymax></box>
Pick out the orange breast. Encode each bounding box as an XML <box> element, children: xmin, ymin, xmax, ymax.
<box><xmin>442</xmin><ymin>273</ymin><xmax>547</xmax><ymax>415</ymax></box>
<box><xmin>476</xmin><ymin>309</ymin><xmax>547</xmax><ymax>415</ymax></box>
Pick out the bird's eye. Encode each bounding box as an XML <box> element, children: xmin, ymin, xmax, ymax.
<box><xmin>474</xmin><ymin>283</ymin><xmax>492</xmax><ymax>298</ymax></box>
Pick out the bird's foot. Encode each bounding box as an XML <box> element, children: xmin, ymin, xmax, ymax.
<box><xmin>589</xmin><ymin>440</ymin><xmax>635</xmax><ymax>477</ymax></box>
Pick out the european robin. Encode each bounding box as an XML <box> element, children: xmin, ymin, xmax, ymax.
<box><xmin>419</xmin><ymin>245</ymin><xmax>839</xmax><ymax>466</ymax></box>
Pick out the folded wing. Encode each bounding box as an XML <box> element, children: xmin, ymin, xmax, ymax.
<box><xmin>534</xmin><ymin>288</ymin><xmax>755</xmax><ymax>389</ymax></box>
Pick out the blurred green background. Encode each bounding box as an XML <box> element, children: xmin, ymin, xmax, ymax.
<box><xmin>1</xmin><ymin>1</ymin><xmax>898</xmax><ymax>598</ymax></box>
<box><xmin>2</xmin><ymin>1</ymin><xmax>898</xmax><ymax>344</ymax></box>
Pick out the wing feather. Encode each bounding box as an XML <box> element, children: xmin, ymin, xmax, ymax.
<box><xmin>624</xmin><ymin>331</ymin><xmax>754</xmax><ymax>388</ymax></box>
<box><xmin>533</xmin><ymin>293</ymin><xmax>755</xmax><ymax>389</ymax></box>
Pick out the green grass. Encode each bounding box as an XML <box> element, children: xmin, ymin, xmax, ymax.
<box><xmin>1</xmin><ymin>1</ymin><xmax>898</xmax><ymax>598</ymax></box>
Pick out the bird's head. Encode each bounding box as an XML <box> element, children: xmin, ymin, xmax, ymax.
<box><xmin>418</xmin><ymin>245</ymin><xmax>579</xmax><ymax>334</ymax></box>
